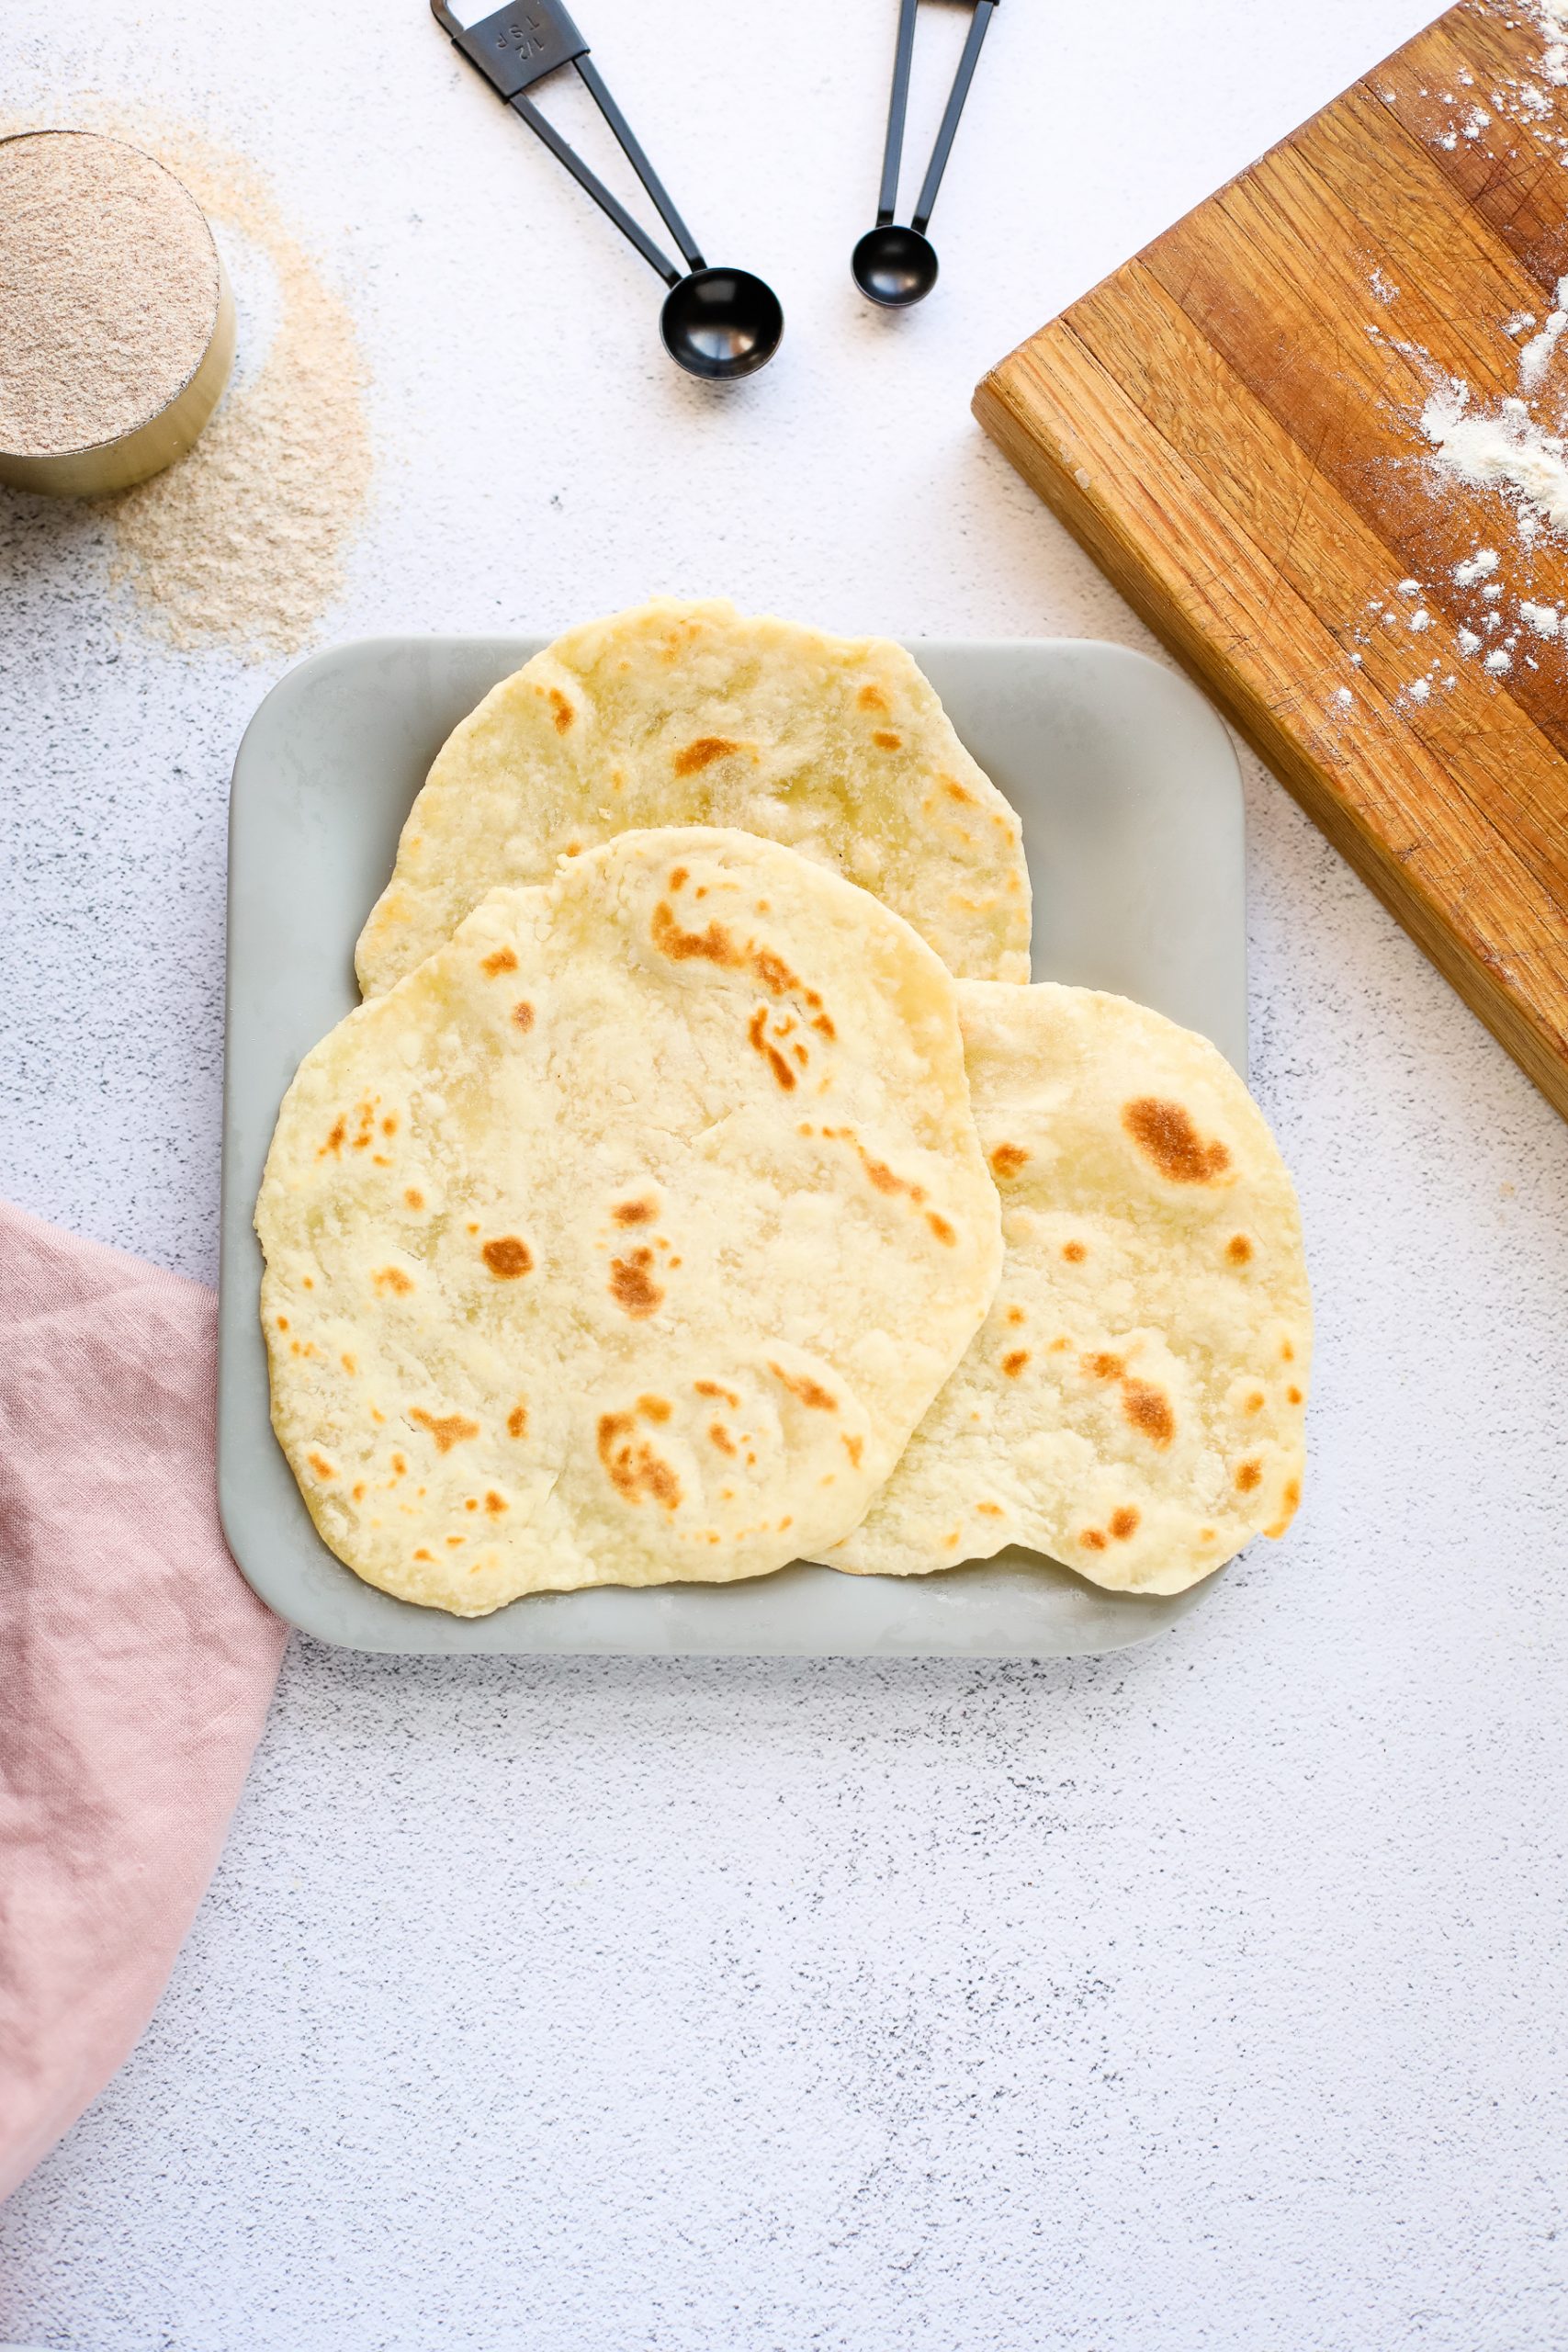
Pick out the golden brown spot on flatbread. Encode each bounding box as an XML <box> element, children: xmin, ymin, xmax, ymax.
<box><xmin>485</xmin><ymin>1491</ymin><xmax>507</xmax><ymax>1515</ymax></box>
<box><xmin>1048</xmin><ymin>1335</ymin><xmax>1069</xmax><ymax>1352</ymax></box>
<box><xmin>308</xmin><ymin>1453</ymin><xmax>335</xmax><ymax>1480</ymax></box>
<box><xmin>596</xmin><ymin>1411</ymin><xmax>682</xmax><ymax>1510</ymax></box>
<box><xmin>371</xmin><ymin>1408</ymin><xmax>385</xmax><ymax>1423</ymax></box>
<box><xmin>778</xmin><ymin>1516</ymin><xmax>793</xmax><ymax>1532</ymax></box>
<box><xmin>465</xmin><ymin>1497</ymin><xmax>479</xmax><ymax>1512</ymax></box>
<box><xmin>481</xmin><ymin>946</ymin><xmax>519</xmax><ymax>978</ymax></box>
<box><xmin>1082</xmin><ymin>1351</ymin><xmax>1125</xmax><ymax>1382</ymax></box>
<box><xmin>391</xmin><ymin>1453</ymin><xmax>406</xmax><ymax>1476</ymax></box>
<box><xmin>747</xmin><ymin>1005</ymin><xmax>798</xmax><ymax>1092</ymax></box>
<box><xmin>928</xmin><ymin>1212</ymin><xmax>956</xmax><ymax>1245</ymax></box>
<box><xmin>709</xmin><ymin>1422</ymin><xmax>737</xmax><ymax>1455</ymax></box>
<box><xmin>840</xmin><ymin>1431</ymin><xmax>863</xmax><ymax>1468</ymax></box>
<box><xmin>751</xmin><ymin>950</ymin><xmax>804</xmax><ymax>997</ymax></box>
<box><xmin>863</xmin><ymin>1155</ymin><xmax>901</xmax><ymax>1195</ymax></box>
<box><xmin>1080</xmin><ymin>1528</ymin><xmax>1109</xmax><ymax>1552</ymax></box>
<box><xmin>1226</xmin><ymin>1234</ymin><xmax>1253</xmax><ymax>1265</ymax></box>
<box><xmin>873</xmin><ymin>729</ymin><xmax>901</xmax><ymax>750</ymax></box>
<box><xmin>754</xmin><ymin>945</ymin><xmax>803</xmax><ymax>994</ymax></box>
<box><xmin>512</xmin><ymin>1001</ymin><xmax>534</xmax><ymax>1033</ymax></box>
<box><xmin>1005</xmin><ymin>1306</ymin><xmax>1025</xmax><ymax>1328</ymax></box>
<box><xmin>652</xmin><ymin>900</ymin><xmax>739</xmax><ymax>967</ymax></box>
<box><xmin>372</xmin><ymin>1154</ymin><xmax>391</xmax><ymax>1168</ymax></box>
<box><xmin>695</xmin><ymin>1380</ymin><xmax>739</xmax><ymax>1407</ymax></box>
<box><xmin>548</xmin><ymin>687</ymin><xmax>573</xmax><ymax>733</ymax></box>
<box><xmin>319</xmin><ymin>1117</ymin><xmax>347</xmax><ymax>1159</ymax></box>
<box><xmin>976</xmin><ymin>1501</ymin><xmax>1003</xmax><ymax>1518</ymax></box>
<box><xmin>1280</xmin><ymin>1338</ymin><xmax>1296</xmax><ymax>1363</ymax></box>
<box><xmin>276</xmin><ymin>1315</ymin><xmax>288</xmax><ymax>1330</ymax></box>
<box><xmin>482</xmin><ymin>1236</ymin><xmax>534</xmax><ymax>1279</ymax></box>
<box><xmin>289</xmin><ymin>1340</ymin><xmax>301</xmax><ymax>1355</ymax></box>
<box><xmin>382</xmin><ymin>1115</ymin><xmax>398</xmax><ymax>1136</ymax></box>
<box><xmin>769</xmin><ymin>1362</ymin><xmax>837</xmax><ymax>1410</ymax></box>
<box><xmin>1122</xmin><ymin>1379</ymin><xmax>1175</xmax><ymax>1447</ymax></box>
<box><xmin>467</xmin><ymin>1222</ymin><xmax>479</xmax><ymax>1234</ymax></box>
<box><xmin>1001</xmin><ymin>1350</ymin><xmax>1030</xmax><ymax>1378</ymax></box>
<box><xmin>990</xmin><ymin>1143</ymin><xmax>1029</xmax><ymax>1179</ymax></box>
<box><xmin>302</xmin><ymin>1277</ymin><xmax>313</xmax><ymax>1289</ymax></box>
<box><xmin>610</xmin><ymin>1250</ymin><xmax>665</xmax><ymax>1318</ymax></box>
<box><xmin>613</xmin><ymin>1198</ymin><xmax>655</xmax><ymax>1226</ymax></box>
<box><xmin>413</xmin><ymin>1548</ymin><xmax>434</xmax><ymax>1562</ymax></box>
<box><xmin>1245</xmin><ymin>1390</ymin><xmax>1265</xmax><ymax>1415</ymax></box>
<box><xmin>669</xmin><ymin>865</ymin><xmax>688</xmax><ymax>890</ymax></box>
<box><xmin>1235</xmin><ymin>1457</ymin><xmax>1263</xmax><ymax>1494</ymax></box>
<box><xmin>1282</xmin><ymin>1477</ymin><xmax>1301</xmax><ymax>1510</ymax></box>
<box><xmin>1287</xmin><ymin>1385</ymin><xmax>1303</xmax><ymax>1406</ymax></box>
<box><xmin>374</xmin><ymin>1266</ymin><xmax>413</xmax><ymax>1295</ymax></box>
<box><xmin>811</xmin><ymin>1012</ymin><xmax>835</xmax><ymax>1039</ymax></box>
<box><xmin>404</xmin><ymin>1188</ymin><xmax>424</xmax><ymax>1210</ymax></box>
<box><xmin>1122</xmin><ymin>1097</ymin><xmax>1232</xmax><ymax>1184</ymax></box>
<box><xmin>792</xmin><ymin>1042</ymin><xmax>809</xmax><ymax>1068</ymax></box>
<box><xmin>507</xmin><ymin>1405</ymin><xmax>528</xmax><ymax>1439</ymax></box>
<box><xmin>342</xmin><ymin>1353</ymin><xmax>357</xmax><ymax>1375</ymax></box>
<box><xmin>410</xmin><ymin>1408</ymin><xmax>480</xmax><ymax>1454</ymax></box>
<box><xmin>1062</xmin><ymin>1240</ymin><xmax>1087</xmax><ymax>1264</ymax></box>
<box><xmin>942</xmin><ymin>1529</ymin><xmax>962</xmax><ymax>1549</ymax></box>
<box><xmin>1110</xmin><ymin>1507</ymin><xmax>1141</xmax><ymax>1541</ymax></box>
<box><xmin>638</xmin><ymin>1395</ymin><xmax>672</xmax><ymax>1422</ymax></box>
<box><xmin>943</xmin><ymin>777</ymin><xmax>976</xmax><ymax>805</ymax></box>
<box><xmin>858</xmin><ymin>683</ymin><xmax>889</xmax><ymax>711</ymax></box>
<box><xmin>446</xmin><ymin>1536</ymin><xmax>465</xmax><ymax>1547</ymax></box>
<box><xmin>1200</xmin><ymin>1526</ymin><xmax>1216</xmax><ymax>1543</ymax></box>
<box><xmin>352</xmin><ymin>1483</ymin><xmax>366</xmax><ymax>1501</ymax></box>
<box><xmin>674</xmin><ymin>735</ymin><xmax>739</xmax><ymax>776</ymax></box>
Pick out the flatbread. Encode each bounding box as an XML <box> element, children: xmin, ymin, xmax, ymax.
<box><xmin>259</xmin><ymin>827</ymin><xmax>1003</xmax><ymax>1616</ymax></box>
<box><xmin>817</xmin><ymin>983</ymin><xmax>1311</xmax><ymax>1594</ymax></box>
<box><xmin>355</xmin><ymin>599</ymin><xmax>1031</xmax><ymax>996</ymax></box>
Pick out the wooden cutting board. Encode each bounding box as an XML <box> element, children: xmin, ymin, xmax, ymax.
<box><xmin>975</xmin><ymin>0</ymin><xmax>1568</xmax><ymax>1120</ymax></box>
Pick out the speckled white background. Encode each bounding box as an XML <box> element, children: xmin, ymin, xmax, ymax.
<box><xmin>3</xmin><ymin>3</ymin><xmax>1567</xmax><ymax>2346</ymax></box>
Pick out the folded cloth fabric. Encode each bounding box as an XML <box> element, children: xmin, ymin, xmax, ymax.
<box><xmin>0</xmin><ymin>1200</ymin><xmax>287</xmax><ymax>2203</ymax></box>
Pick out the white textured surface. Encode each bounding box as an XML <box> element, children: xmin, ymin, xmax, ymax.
<box><xmin>3</xmin><ymin>2</ymin><xmax>1567</xmax><ymax>2346</ymax></box>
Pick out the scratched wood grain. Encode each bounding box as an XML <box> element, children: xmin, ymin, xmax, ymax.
<box><xmin>975</xmin><ymin>0</ymin><xmax>1568</xmax><ymax>1118</ymax></box>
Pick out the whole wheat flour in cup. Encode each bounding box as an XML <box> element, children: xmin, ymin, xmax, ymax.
<box><xmin>2</xmin><ymin>108</ymin><xmax>373</xmax><ymax>658</ymax></box>
<box><xmin>0</xmin><ymin>130</ymin><xmax>220</xmax><ymax>458</ymax></box>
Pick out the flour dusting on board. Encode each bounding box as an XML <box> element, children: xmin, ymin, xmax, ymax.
<box><xmin>1328</xmin><ymin>2</ymin><xmax>1568</xmax><ymax>724</ymax></box>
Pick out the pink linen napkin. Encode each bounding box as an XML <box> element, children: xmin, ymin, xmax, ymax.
<box><xmin>0</xmin><ymin>1199</ymin><xmax>288</xmax><ymax>2202</ymax></box>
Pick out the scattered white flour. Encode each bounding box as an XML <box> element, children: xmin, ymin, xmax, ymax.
<box><xmin>1517</xmin><ymin>278</ymin><xmax>1568</xmax><ymax>386</ymax></box>
<box><xmin>1420</xmin><ymin>388</ymin><xmax>1568</xmax><ymax>533</ymax></box>
<box><xmin>1334</xmin><ymin>686</ymin><xmax>1354</xmax><ymax>707</ymax></box>
<box><xmin>1329</xmin><ymin>23</ymin><xmax>1568</xmax><ymax>730</ymax></box>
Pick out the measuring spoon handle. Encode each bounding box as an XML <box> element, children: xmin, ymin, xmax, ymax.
<box><xmin>912</xmin><ymin>0</ymin><xmax>996</xmax><ymax>235</ymax></box>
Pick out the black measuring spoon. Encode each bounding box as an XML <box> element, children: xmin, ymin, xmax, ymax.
<box><xmin>853</xmin><ymin>0</ymin><xmax>998</xmax><ymax>309</ymax></box>
<box><xmin>432</xmin><ymin>1</ymin><xmax>783</xmax><ymax>379</ymax></box>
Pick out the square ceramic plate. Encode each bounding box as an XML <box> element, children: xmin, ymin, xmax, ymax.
<box><xmin>220</xmin><ymin>637</ymin><xmax>1244</xmax><ymax>1657</ymax></box>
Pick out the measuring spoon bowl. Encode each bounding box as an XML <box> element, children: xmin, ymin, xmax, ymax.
<box><xmin>660</xmin><ymin>266</ymin><xmax>784</xmax><ymax>379</ymax></box>
<box><xmin>852</xmin><ymin>223</ymin><xmax>939</xmax><ymax>309</ymax></box>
